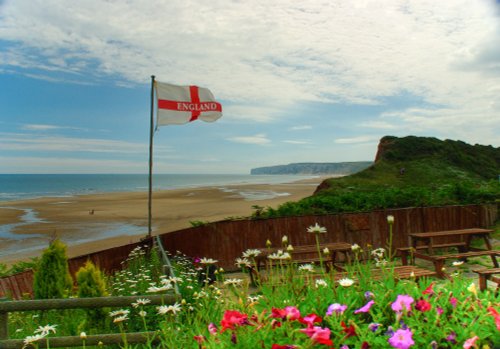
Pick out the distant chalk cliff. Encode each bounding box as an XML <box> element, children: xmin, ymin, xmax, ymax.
<box><xmin>250</xmin><ymin>162</ymin><xmax>373</xmax><ymax>175</ymax></box>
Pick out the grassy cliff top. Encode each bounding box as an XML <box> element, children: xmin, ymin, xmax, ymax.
<box><xmin>315</xmin><ymin>135</ymin><xmax>500</xmax><ymax>195</ymax></box>
<box><xmin>255</xmin><ymin>136</ymin><xmax>498</xmax><ymax>218</ymax></box>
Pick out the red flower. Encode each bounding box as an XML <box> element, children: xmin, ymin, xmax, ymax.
<box><xmin>272</xmin><ymin>345</ymin><xmax>298</xmax><ymax>349</ymax></box>
<box><xmin>361</xmin><ymin>341</ymin><xmax>371</xmax><ymax>349</ymax></box>
<box><xmin>193</xmin><ymin>335</ymin><xmax>206</xmax><ymax>344</ymax></box>
<box><xmin>422</xmin><ymin>282</ymin><xmax>435</xmax><ymax>296</ymax></box>
<box><xmin>300</xmin><ymin>326</ymin><xmax>333</xmax><ymax>346</ymax></box>
<box><xmin>272</xmin><ymin>307</ymin><xmax>286</xmax><ymax>319</ymax></box>
<box><xmin>270</xmin><ymin>319</ymin><xmax>282</xmax><ymax>329</ymax></box>
<box><xmin>300</xmin><ymin>313</ymin><xmax>323</xmax><ymax>326</ymax></box>
<box><xmin>415</xmin><ymin>299</ymin><xmax>432</xmax><ymax>312</ymax></box>
<box><xmin>341</xmin><ymin>321</ymin><xmax>357</xmax><ymax>338</ymax></box>
<box><xmin>220</xmin><ymin>310</ymin><xmax>249</xmax><ymax>332</ymax></box>
<box><xmin>487</xmin><ymin>306</ymin><xmax>500</xmax><ymax>330</ymax></box>
<box><xmin>272</xmin><ymin>306</ymin><xmax>301</xmax><ymax>321</ymax></box>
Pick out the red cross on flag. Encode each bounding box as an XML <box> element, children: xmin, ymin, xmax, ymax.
<box><xmin>155</xmin><ymin>81</ymin><xmax>223</xmax><ymax>126</ymax></box>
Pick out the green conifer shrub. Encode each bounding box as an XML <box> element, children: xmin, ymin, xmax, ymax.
<box><xmin>76</xmin><ymin>260</ymin><xmax>109</xmax><ymax>330</ymax></box>
<box><xmin>33</xmin><ymin>239</ymin><xmax>73</xmax><ymax>299</ymax></box>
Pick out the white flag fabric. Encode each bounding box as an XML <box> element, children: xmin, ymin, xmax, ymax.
<box><xmin>155</xmin><ymin>81</ymin><xmax>222</xmax><ymax>126</ymax></box>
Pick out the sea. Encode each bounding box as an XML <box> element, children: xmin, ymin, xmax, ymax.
<box><xmin>0</xmin><ymin>173</ymin><xmax>317</xmax><ymax>202</ymax></box>
<box><xmin>0</xmin><ymin>174</ymin><xmax>318</xmax><ymax>259</ymax></box>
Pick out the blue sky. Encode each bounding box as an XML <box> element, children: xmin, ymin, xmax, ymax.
<box><xmin>1</xmin><ymin>0</ymin><xmax>499</xmax><ymax>174</ymax></box>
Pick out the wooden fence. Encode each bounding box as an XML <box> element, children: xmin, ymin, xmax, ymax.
<box><xmin>0</xmin><ymin>204</ymin><xmax>497</xmax><ymax>299</ymax></box>
<box><xmin>0</xmin><ymin>294</ymin><xmax>179</xmax><ymax>348</ymax></box>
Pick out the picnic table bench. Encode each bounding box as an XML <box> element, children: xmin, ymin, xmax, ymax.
<box><xmin>473</xmin><ymin>268</ymin><xmax>500</xmax><ymax>292</ymax></box>
<box><xmin>399</xmin><ymin>228</ymin><xmax>498</xmax><ymax>278</ymax></box>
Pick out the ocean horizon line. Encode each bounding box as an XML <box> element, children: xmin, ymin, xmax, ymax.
<box><xmin>0</xmin><ymin>173</ymin><xmax>320</xmax><ymax>202</ymax></box>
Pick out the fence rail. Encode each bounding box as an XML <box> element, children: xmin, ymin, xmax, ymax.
<box><xmin>0</xmin><ymin>294</ymin><xmax>179</xmax><ymax>348</ymax></box>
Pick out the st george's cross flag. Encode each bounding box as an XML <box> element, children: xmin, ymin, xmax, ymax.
<box><xmin>155</xmin><ymin>81</ymin><xmax>222</xmax><ymax>126</ymax></box>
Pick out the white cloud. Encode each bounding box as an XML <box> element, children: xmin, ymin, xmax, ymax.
<box><xmin>289</xmin><ymin>125</ymin><xmax>312</xmax><ymax>131</ymax></box>
<box><xmin>0</xmin><ymin>0</ymin><xmax>498</xmax><ymax>147</ymax></box>
<box><xmin>283</xmin><ymin>140</ymin><xmax>310</xmax><ymax>145</ymax></box>
<box><xmin>0</xmin><ymin>132</ymin><xmax>169</xmax><ymax>154</ymax></box>
<box><xmin>2</xmin><ymin>1</ymin><xmax>498</xmax><ymax>106</ymax></box>
<box><xmin>21</xmin><ymin>124</ymin><xmax>87</xmax><ymax>131</ymax></box>
<box><xmin>227</xmin><ymin>134</ymin><xmax>271</xmax><ymax>145</ymax></box>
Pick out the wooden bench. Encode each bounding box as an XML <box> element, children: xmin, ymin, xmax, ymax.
<box><xmin>473</xmin><ymin>268</ymin><xmax>500</xmax><ymax>292</ymax></box>
<box><xmin>398</xmin><ymin>242</ymin><xmax>467</xmax><ymax>265</ymax></box>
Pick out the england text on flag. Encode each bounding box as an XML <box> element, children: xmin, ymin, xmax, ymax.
<box><xmin>155</xmin><ymin>81</ymin><xmax>222</xmax><ymax>126</ymax></box>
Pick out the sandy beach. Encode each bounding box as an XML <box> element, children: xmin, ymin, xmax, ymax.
<box><xmin>0</xmin><ymin>177</ymin><xmax>326</xmax><ymax>265</ymax></box>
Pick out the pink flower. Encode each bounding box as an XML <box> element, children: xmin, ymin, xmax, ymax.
<box><xmin>391</xmin><ymin>295</ymin><xmax>414</xmax><ymax>313</ymax></box>
<box><xmin>208</xmin><ymin>322</ymin><xmax>218</xmax><ymax>335</ymax></box>
<box><xmin>272</xmin><ymin>345</ymin><xmax>297</xmax><ymax>349</ymax></box>
<box><xmin>300</xmin><ymin>326</ymin><xmax>333</xmax><ymax>346</ymax></box>
<box><xmin>284</xmin><ymin>306</ymin><xmax>301</xmax><ymax>321</ymax></box>
<box><xmin>449</xmin><ymin>296</ymin><xmax>458</xmax><ymax>308</ymax></box>
<box><xmin>220</xmin><ymin>310</ymin><xmax>248</xmax><ymax>332</ymax></box>
<box><xmin>436</xmin><ymin>307</ymin><xmax>444</xmax><ymax>316</ymax></box>
<box><xmin>326</xmin><ymin>303</ymin><xmax>347</xmax><ymax>315</ymax></box>
<box><xmin>300</xmin><ymin>313</ymin><xmax>322</xmax><ymax>326</ymax></box>
<box><xmin>354</xmin><ymin>300</ymin><xmax>375</xmax><ymax>314</ymax></box>
<box><xmin>388</xmin><ymin>328</ymin><xmax>414</xmax><ymax>349</ymax></box>
<box><xmin>463</xmin><ymin>335</ymin><xmax>479</xmax><ymax>349</ymax></box>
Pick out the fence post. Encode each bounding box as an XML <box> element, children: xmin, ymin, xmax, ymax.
<box><xmin>0</xmin><ymin>298</ymin><xmax>8</xmax><ymax>340</ymax></box>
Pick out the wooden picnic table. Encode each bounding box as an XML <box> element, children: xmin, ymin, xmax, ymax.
<box><xmin>409</xmin><ymin>228</ymin><xmax>494</xmax><ymax>254</ymax></box>
<box><xmin>403</xmin><ymin>228</ymin><xmax>498</xmax><ymax>278</ymax></box>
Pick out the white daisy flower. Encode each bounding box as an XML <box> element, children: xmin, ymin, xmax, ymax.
<box><xmin>242</xmin><ymin>249</ymin><xmax>261</xmax><ymax>258</ymax></box>
<box><xmin>34</xmin><ymin>324</ymin><xmax>57</xmax><ymax>336</ymax></box>
<box><xmin>338</xmin><ymin>278</ymin><xmax>355</xmax><ymax>287</ymax></box>
<box><xmin>132</xmin><ymin>298</ymin><xmax>151</xmax><ymax>308</ymax></box>
<box><xmin>307</xmin><ymin>223</ymin><xmax>327</xmax><ymax>234</ymax></box>
<box><xmin>223</xmin><ymin>278</ymin><xmax>243</xmax><ymax>286</ymax></box>
<box><xmin>298</xmin><ymin>264</ymin><xmax>315</xmax><ymax>273</ymax></box>
<box><xmin>199</xmin><ymin>257</ymin><xmax>218</xmax><ymax>265</ymax></box>
<box><xmin>315</xmin><ymin>279</ymin><xmax>328</xmax><ymax>288</ymax></box>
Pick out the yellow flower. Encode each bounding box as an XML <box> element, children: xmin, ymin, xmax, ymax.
<box><xmin>467</xmin><ymin>282</ymin><xmax>477</xmax><ymax>296</ymax></box>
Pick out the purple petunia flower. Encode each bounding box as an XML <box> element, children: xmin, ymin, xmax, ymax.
<box><xmin>388</xmin><ymin>328</ymin><xmax>414</xmax><ymax>349</ymax></box>
<box><xmin>445</xmin><ymin>331</ymin><xmax>457</xmax><ymax>344</ymax></box>
<box><xmin>391</xmin><ymin>295</ymin><xmax>414</xmax><ymax>313</ymax></box>
<box><xmin>326</xmin><ymin>303</ymin><xmax>348</xmax><ymax>316</ymax></box>
<box><xmin>385</xmin><ymin>326</ymin><xmax>395</xmax><ymax>337</ymax></box>
<box><xmin>354</xmin><ymin>300</ymin><xmax>375</xmax><ymax>314</ymax></box>
<box><xmin>368</xmin><ymin>322</ymin><xmax>381</xmax><ymax>332</ymax></box>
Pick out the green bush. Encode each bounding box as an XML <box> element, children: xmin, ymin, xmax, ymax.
<box><xmin>76</xmin><ymin>260</ymin><xmax>108</xmax><ymax>330</ymax></box>
<box><xmin>33</xmin><ymin>239</ymin><xmax>73</xmax><ymax>299</ymax></box>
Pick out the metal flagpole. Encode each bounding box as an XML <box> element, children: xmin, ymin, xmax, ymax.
<box><xmin>148</xmin><ymin>75</ymin><xmax>155</xmax><ymax>238</ymax></box>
